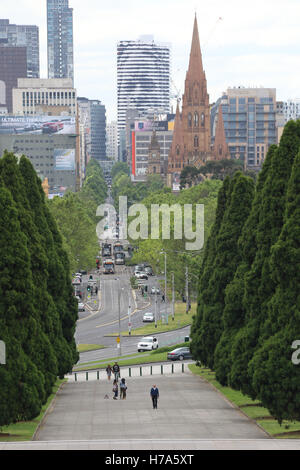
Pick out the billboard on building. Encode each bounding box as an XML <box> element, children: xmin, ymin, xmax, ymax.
<box><xmin>54</xmin><ymin>149</ymin><xmax>75</xmax><ymax>171</ymax></box>
<box><xmin>0</xmin><ymin>115</ymin><xmax>76</xmax><ymax>135</ymax></box>
<box><xmin>135</xmin><ymin>120</ymin><xmax>153</xmax><ymax>132</ymax></box>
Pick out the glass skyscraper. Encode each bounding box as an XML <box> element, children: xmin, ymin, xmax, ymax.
<box><xmin>117</xmin><ymin>36</ymin><xmax>170</xmax><ymax>138</ymax></box>
<box><xmin>47</xmin><ymin>0</ymin><xmax>74</xmax><ymax>83</ymax></box>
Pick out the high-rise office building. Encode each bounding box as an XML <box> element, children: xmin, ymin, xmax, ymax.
<box><xmin>47</xmin><ymin>0</ymin><xmax>74</xmax><ymax>83</ymax></box>
<box><xmin>106</xmin><ymin>121</ymin><xmax>118</xmax><ymax>161</ymax></box>
<box><xmin>0</xmin><ymin>19</ymin><xmax>40</xmax><ymax>78</ymax></box>
<box><xmin>0</xmin><ymin>45</ymin><xmax>27</xmax><ymax>113</ymax></box>
<box><xmin>117</xmin><ymin>36</ymin><xmax>170</xmax><ymax>139</ymax></box>
<box><xmin>90</xmin><ymin>100</ymin><xmax>106</xmax><ymax>161</ymax></box>
<box><xmin>78</xmin><ymin>98</ymin><xmax>106</xmax><ymax>162</ymax></box>
<box><xmin>211</xmin><ymin>87</ymin><xmax>277</xmax><ymax>169</ymax></box>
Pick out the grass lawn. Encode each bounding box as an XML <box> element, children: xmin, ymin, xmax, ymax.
<box><xmin>114</xmin><ymin>302</ymin><xmax>196</xmax><ymax>337</ymax></box>
<box><xmin>77</xmin><ymin>344</ymin><xmax>106</xmax><ymax>353</ymax></box>
<box><xmin>189</xmin><ymin>364</ymin><xmax>300</xmax><ymax>439</ymax></box>
<box><xmin>0</xmin><ymin>379</ymin><xmax>66</xmax><ymax>442</ymax></box>
<box><xmin>73</xmin><ymin>342</ymin><xmax>190</xmax><ymax>372</ymax></box>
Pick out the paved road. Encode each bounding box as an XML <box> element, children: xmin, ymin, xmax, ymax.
<box><xmin>32</xmin><ymin>367</ymin><xmax>270</xmax><ymax>447</ymax></box>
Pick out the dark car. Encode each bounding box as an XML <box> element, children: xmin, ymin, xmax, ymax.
<box><xmin>167</xmin><ymin>347</ymin><xmax>193</xmax><ymax>361</ymax></box>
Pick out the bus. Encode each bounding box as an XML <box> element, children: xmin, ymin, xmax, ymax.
<box><xmin>115</xmin><ymin>252</ymin><xmax>125</xmax><ymax>266</ymax></box>
<box><xmin>114</xmin><ymin>242</ymin><xmax>124</xmax><ymax>254</ymax></box>
<box><xmin>102</xmin><ymin>243</ymin><xmax>112</xmax><ymax>258</ymax></box>
<box><xmin>103</xmin><ymin>259</ymin><xmax>115</xmax><ymax>274</ymax></box>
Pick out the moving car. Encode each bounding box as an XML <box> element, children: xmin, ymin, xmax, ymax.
<box><xmin>72</xmin><ymin>277</ymin><xmax>82</xmax><ymax>285</ymax></box>
<box><xmin>137</xmin><ymin>336</ymin><xmax>158</xmax><ymax>352</ymax></box>
<box><xmin>143</xmin><ymin>312</ymin><xmax>155</xmax><ymax>323</ymax></box>
<box><xmin>78</xmin><ymin>303</ymin><xmax>85</xmax><ymax>312</ymax></box>
<box><xmin>145</xmin><ymin>267</ymin><xmax>153</xmax><ymax>276</ymax></box>
<box><xmin>151</xmin><ymin>287</ymin><xmax>160</xmax><ymax>295</ymax></box>
<box><xmin>135</xmin><ymin>272</ymin><xmax>148</xmax><ymax>280</ymax></box>
<box><xmin>167</xmin><ymin>347</ymin><xmax>193</xmax><ymax>361</ymax></box>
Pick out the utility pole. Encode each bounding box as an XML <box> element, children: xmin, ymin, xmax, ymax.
<box><xmin>186</xmin><ymin>266</ymin><xmax>189</xmax><ymax>314</ymax></box>
<box><xmin>172</xmin><ymin>272</ymin><xmax>175</xmax><ymax>321</ymax></box>
<box><xmin>164</xmin><ymin>252</ymin><xmax>168</xmax><ymax>325</ymax></box>
<box><xmin>155</xmin><ymin>290</ymin><xmax>158</xmax><ymax>328</ymax></box>
<box><xmin>128</xmin><ymin>297</ymin><xmax>132</xmax><ymax>336</ymax></box>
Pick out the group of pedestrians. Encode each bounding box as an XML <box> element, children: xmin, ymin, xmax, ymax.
<box><xmin>105</xmin><ymin>362</ymin><xmax>160</xmax><ymax>408</ymax></box>
<box><xmin>106</xmin><ymin>362</ymin><xmax>127</xmax><ymax>400</ymax></box>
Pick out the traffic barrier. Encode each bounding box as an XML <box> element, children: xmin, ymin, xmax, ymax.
<box><xmin>70</xmin><ymin>362</ymin><xmax>191</xmax><ymax>382</ymax></box>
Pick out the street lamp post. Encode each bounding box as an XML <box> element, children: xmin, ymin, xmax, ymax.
<box><xmin>171</xmin><ymin>272</ymin><xmax>175</xmax><ymax>321</ymax></box>
<box><xmin>154</xmin><ymin>290</ymin><xmax>158</xmax><ymax>328</ymax></box>
<box><xmin>116</xmin><ymin>279</ymin><xmax>124</xmax><ymax>356</ymax></box>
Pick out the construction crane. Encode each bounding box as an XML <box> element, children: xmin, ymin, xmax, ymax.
<box><xmin>203</xmin><ymin>17</ymin><xmax>223</xmax><ymax>47</ymax></box>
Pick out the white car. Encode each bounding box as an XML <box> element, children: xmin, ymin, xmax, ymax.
<box><xmin>143</xmin><ymin>312</ymin><xmax>155</xmax><ymax>323</ymax></box>
<box><xmin>78</xmin><ymin>303</ymin><xmax>85</xmax><ymax>312</ymax></box>
<box><xmin>151</xmin><ymin>287</ymin><xmax>160</xmax><ymax>295</ymax></box>
<box><xmin>137</xmin><ymin>336</ymin><xmax>159</xmax><ymax>352</ymax></box>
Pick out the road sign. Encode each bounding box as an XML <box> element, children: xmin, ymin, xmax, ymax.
<box><xmin>116</xmin><ymin>337</ymin><xmax>120</xmax><ymax>344</ymax></box>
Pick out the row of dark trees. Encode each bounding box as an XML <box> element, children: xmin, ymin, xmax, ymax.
<box><xmin>0</xmin><ymin>151</ymin><xmax>79</xmax><ymax>427</ymax></box>
<box><xmin>191</xmin><ymin>120</ymin><xmax>300</xmax><ymax>423</ymax></box>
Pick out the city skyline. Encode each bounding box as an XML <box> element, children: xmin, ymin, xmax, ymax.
<box><xmin>1</xmin><ymin>0</ymin><xmax>299</xmax><ymax>122</ymax></box>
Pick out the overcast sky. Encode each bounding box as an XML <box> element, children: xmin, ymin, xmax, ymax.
<box><xmin>2</xmin><ymin>0</ymin><xmax>300</xmax><ymax>121</ymax></box>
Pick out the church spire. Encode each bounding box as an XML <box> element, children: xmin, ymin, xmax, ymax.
<box><xmin>212</xmin><ymin>105</ymin><xmax>230</xmax><ymax>160</ymax></box>
<box><xmin>186</xmin><ymin>14</ymin><xmax>205</xmax><ymax>80</ymax></box>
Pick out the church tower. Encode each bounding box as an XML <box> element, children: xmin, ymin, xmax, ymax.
<box><xmin>168</xmin><ymin>15</ymin><xmax>211</xmax><ymax>184</ymax></box>
<box><xmin>212</xmin><ymin>105</ymin><xmax>230</xmax><ymax>160</ymax></box>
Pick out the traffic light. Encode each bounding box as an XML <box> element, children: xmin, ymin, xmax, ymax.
<box><xmin>87</xmin><ymin>285</ymin><xmax>91</xmax><ymax>293</ymax></box>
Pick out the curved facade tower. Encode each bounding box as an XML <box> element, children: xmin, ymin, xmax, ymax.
<box><xmin>117</xmin><ymin>37</ymin><xmax>170</xmax><ymax>136</ymax></box>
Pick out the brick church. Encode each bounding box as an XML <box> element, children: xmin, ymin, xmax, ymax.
<box><xmin>167</xmin><ymin>15</ymin><xmax>229</xmax><ymax>187</ymax></box>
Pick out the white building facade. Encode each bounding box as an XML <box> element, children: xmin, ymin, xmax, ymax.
<box><xmin>12</xmin><ymin>78</ymin><xmax>77</xmax><ymax>116</ymax></box>
<box><xmin>106</xmin><ymin>121</ymin><xmax>118</xmax><ymax>161</ymax></box>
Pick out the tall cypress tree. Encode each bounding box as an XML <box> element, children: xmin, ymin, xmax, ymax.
<box><xmin>229</xmin><ymin>120</ymin><xmax>300</xmax><ymax>398</ymax></box>
<box><xmin>191</xmin><ymin>173</ymin><xmax>254</xmax><ymax>368</ymax></box>
<box><xmin>248</xmin><ymin>151</ymin><xmax>300</xmax><ymax>422</ymax></box>
<box><xmin>191</xmin><ymin>176</ymin><xmax>231</xmax><ymax>364</ymax></box>
<box><xmin>18</xmin><ymin>156</ymin><xmax>77</xmax><ymax>378</ymax></box>
<box><xmin>0</xmin><ymin>153</ymin><xmax>60</xmax><ymax>394</ymax></box>
<box><xmin>214</xmin><ymin>146</ymin><xmax>275</xmax><ymax>385</ymax></box>
<box><xmin>0</xmin><ymin>184</ymin><xmax>44</xmax><ymax>425</ymax></box>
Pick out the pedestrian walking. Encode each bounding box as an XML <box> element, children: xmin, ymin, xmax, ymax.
<box><xmin>162</xmin><ymin>294</ymin><xmax>165</xmax><ymax>303</ymax></box>
<box><xmin>120</xmin><ymin>378</ymin><xmax>127</xmax><ymax>400</ymax></box>
<box><xmin>106</xmin><ymin>364</ymin><xmax>112</xmax><ymax>381</ymax></box>
<box><xmin>112</xmin><ymin>380</ymin><xmax>118</xmax><ymax>400</ymax></box>
<box><xmin>150</xmin><ymin>384</ymin><xmax>159</xmax><ymax>409</ymax></box>
<box><xmin>113</xmin><ymin>362</ymin><xmax>120</xmax><ymax>382</ymax></box>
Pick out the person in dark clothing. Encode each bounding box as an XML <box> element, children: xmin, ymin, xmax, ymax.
<box><xmin>150</xmin><ymin>385</ymin><xmax>159</xmax><ymax>409</ymax></box>
<box><xmin>112</xmin><ymin>362</ymin><xmax>120</xmax><ymax>382</ymax></box>
<box><xmin>112</xmin><ymin>380</ymin><xmax>118</xmax><ymax>400</ymax></box>
<box><xmin>120</xmin><ymin>378</ymin><xmax>127</xmax><ymax>400</ymax></box>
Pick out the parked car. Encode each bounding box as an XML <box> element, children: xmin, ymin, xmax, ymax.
<box><xmin>143</xmin><ymin>312</ymin><xmax>155</xmax><ymax>323</ymax></box>
<box><xmin>167</xmin><ymin>347</ymin><xmax>193</xmax><ymax>361</ymax></box>
<box><xmin>137</xmin><ymin>336</ymin><xmax>158</xmax><ymax>352</ymax></box>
